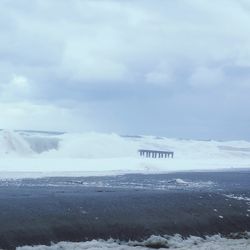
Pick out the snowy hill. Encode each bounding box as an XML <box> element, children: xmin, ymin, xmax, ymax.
<box><xmin>0</xmin><ymin>130</ymin><xmax>250</xmax><ymax>178</ymax></box>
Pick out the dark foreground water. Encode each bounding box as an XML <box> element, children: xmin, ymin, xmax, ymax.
<box><xmin>0</xmin><ymin>171</ymin><xmax>250</xmax><ymax>249</ymax></box>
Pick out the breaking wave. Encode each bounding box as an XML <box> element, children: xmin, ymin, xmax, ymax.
<box><xmin>17</xmin><ymin>234</ymin><xmax>250</xmax><ymax>249</ymax></box>
<box><xmin>1</xmin><ymin>129</ymin><xmax>250</xmax><ymax>159</ymax></box>
<box><xmin>0</xmin><ymin>177</ymin><xmax>215</xmax><ymax>191</ymax></box>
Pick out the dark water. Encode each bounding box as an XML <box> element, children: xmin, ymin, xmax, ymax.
<box><xmin>0</xmin><ymin>171</ymin><xmax>250</xmax><ymax>249</ymax></box>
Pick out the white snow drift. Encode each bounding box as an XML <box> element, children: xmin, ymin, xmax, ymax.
<box><xmin>0</xmin><ymin>130</ymin><xmax>250</xmax><ymax>178</ymax></box>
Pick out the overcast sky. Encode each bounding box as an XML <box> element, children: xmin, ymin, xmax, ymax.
<box><xmin>0</xmin><ymin>0</ymin><xmax>250</xmax><ymax>140</ymax></box>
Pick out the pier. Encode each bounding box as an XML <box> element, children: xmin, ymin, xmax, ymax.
<box><xmin>138</xmin><ymin>149</ymin><xmax>174</xmax><ymax>158</ymax></box>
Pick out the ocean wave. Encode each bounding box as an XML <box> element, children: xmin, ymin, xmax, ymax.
<box><xmin>17</xmin><ymin>233</ymin><xmax>250</xmax><ymax>250</ymax></box>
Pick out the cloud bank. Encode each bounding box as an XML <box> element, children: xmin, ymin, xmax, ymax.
<box><xmin>0</xmin><ymin>0</ymin><xmax>250</xmax><ymax>139</ymax></box>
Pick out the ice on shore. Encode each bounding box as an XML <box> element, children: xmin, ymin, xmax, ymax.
<box><xmin>0</xmin><ymin>130</ymin><xmax>250</xmax><ymax>178</ymax></box>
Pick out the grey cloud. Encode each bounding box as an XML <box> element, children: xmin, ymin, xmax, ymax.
<box><xmin>0</xmin><ymin>0</ymin><xmax>250</xmax><ymax>139</ymax></box>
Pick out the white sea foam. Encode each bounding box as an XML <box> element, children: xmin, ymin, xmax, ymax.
<box><xmin>0</xmin><ymin>130</ymin><xmax>250</xmax><ymax>178</ymax></box>
<box><xmin>17</xmin><ymin>234</ymin><xmax>250</xmax><ymax>250</ymax></box>
<box><xmin>224</xmin><ymin>194</ymin><xmax>250</xmax><ymax>202</ymax></box>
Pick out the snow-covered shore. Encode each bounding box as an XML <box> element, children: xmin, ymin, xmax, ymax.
<box><xmin>0</xmin><ymin>130</ymin><xmax>250</xmax><ymax>179</ymax></box>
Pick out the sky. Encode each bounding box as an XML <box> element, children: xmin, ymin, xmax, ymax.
<box><xmin>0</xmin><ymin>0</ymin><xmax>250</xmax><ymax>140</ymax></box>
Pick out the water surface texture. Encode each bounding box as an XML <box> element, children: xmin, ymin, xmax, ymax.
<box><xmin>0</xmin><ymin>171</ymin><xmax>250</xmax><ymax>249</ymax></box>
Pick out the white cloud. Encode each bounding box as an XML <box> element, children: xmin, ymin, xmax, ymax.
<box><xmin>62</xmin><ymin>40</ymin><xmax>128</xmax><ymax>83</ymax></box>
<box><xmin>0</xmin><ymin>75</ymin><xmax>33</xmax><ymax>101</ymax></box>
<box><xmin>145</xmin><ymin>62</ymin><xmax>175</xmax><ymax>86</ymax></box>
<box><xmin>189</xmin><ymin>67</ymin><xmax>224</xmax><ymax>88</ymax></box>
<box><xmin>0</xmin><ymin>102</ymin><xmax>92</xmax><ymax>132</ymax></box>
<box><xmin>1</xmin><ymin>0</ymin><xmax>250</xmax><ymax>89</ymax></box>
<box><xmin>11</xmin><ymin>75</ymin><xmax>29</xmax><ymax>89</ymax></box>
<box><xmin>145</xmin><ymin>71</ymin><xmax>172</xmax><ymax>86</ymax></box>
<box><xmin>0</xmin><ymin>0</ymin><xmax>249</xmax><ymax>138</ymax></box>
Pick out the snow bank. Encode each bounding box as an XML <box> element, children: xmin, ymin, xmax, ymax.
<box><xmin>0</xmin><ymin>130</ymin><xmax>250</xmax><ymax>178</ymax></box>
<box><xmin>17</xmin><ymin>234</ymin><xmax>250</xmax><ymax>250</ymax></box>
